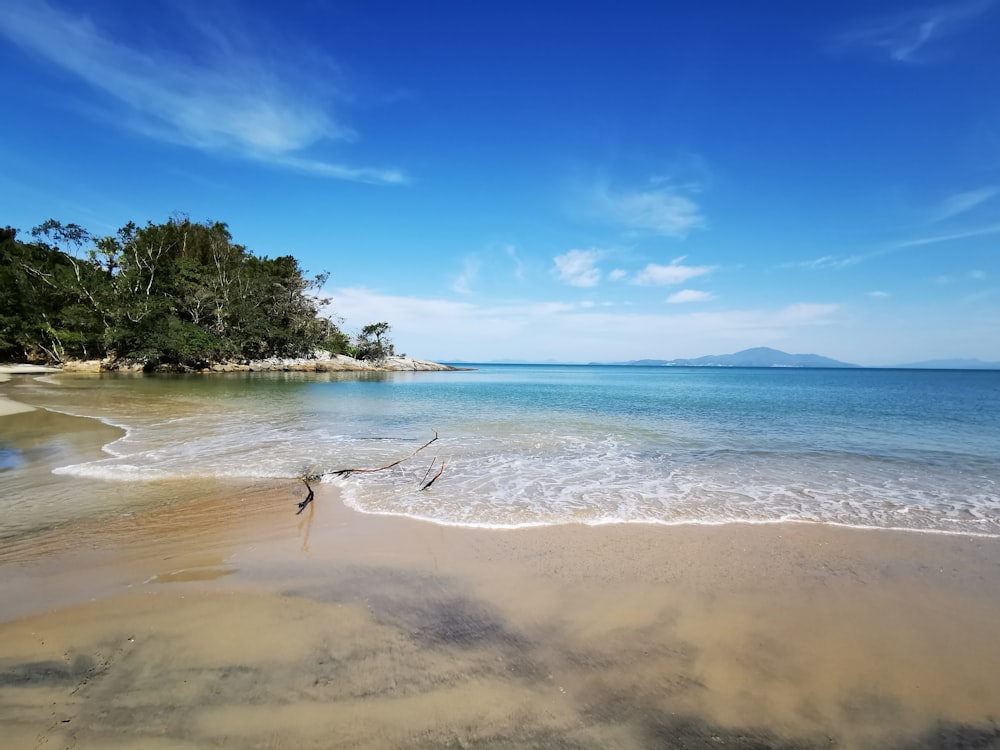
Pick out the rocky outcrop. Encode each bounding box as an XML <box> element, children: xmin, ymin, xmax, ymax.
<box><xmin>238</xmin><ymin>354</ymin><xmax>462</xmax><ymax>373</ymax></box>
<box><xmin>50</xmin><ymin>353</ymin><xmax>464</xmax><ymax>374</ymax></box>
<box><xmin>6</xmin><ymin>351</ymin><xmax>467</xmax><ymax>374</ymax></box>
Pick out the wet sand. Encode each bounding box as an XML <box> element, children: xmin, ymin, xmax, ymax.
<box><xmin>2</xmin><ymin>411</ymin><xmax>1000</xmax><ymax>748</ymax></box>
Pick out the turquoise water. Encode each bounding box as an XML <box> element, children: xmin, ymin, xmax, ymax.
<box><xmin>3</xmin><ymin>365</ymin><xmax>999</xmax><ymax>536</ymax></box>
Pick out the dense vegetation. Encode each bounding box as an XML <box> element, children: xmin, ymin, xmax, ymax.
<box><xmin>0</xmin><ymin>217</ymin><xmax>392</xmax><ymax>368</ymax></box>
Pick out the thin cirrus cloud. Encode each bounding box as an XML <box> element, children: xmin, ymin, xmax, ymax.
<box><xmin>0</xmin><ymin>0</ymin><xmax>404</xmax><ymax>184</ymax></box>
<box><xmin>553</xmin><ymin>249</ymin><xmax>603</xmax><ymax>287</ymax></box>
<box><xmin>836</xmin><ymin>0</ymin><xmax>992</xmax><ymax>63</ymax></box>
<box><xmin>633</xmin><ymin>257</ymin><xmax>717</xmax><ymax>285</ymax></box>
<box><xmin>593</xmin><ymin>183</ymin><xmax>704</xmax><ymax>237</ymax></box>
<box><xmin>795</xmin><ymin>221</ymin><xmax>1000</xmax><ymax>270</ymax></box>
<box><xmin>930</xmin><ymin>186</ymin><xmax>999</xmax><ymax>223</ymax></box>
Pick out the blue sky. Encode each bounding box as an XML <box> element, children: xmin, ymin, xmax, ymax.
<box><xmin>2</xmin><ymin>0</ymin><xmax>998</xmax><ymax>365</ymax></box>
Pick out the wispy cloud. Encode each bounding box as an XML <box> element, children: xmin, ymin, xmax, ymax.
<box><xmin>929</xmin><ymin>187</ymin><xmax>1000</xmax><ymax>222</ymax></box>
<box><xmin>792</xmin><ymin>254</ymin><xmax>863</xmax><ymax>270</ymax></box>
<box><xmin>633</xmin><ymin>257</ymin><xmax>716</xmax><ymax>285</ymax></box>
<box><xmin>593</xmin><ymin>183</ymin><xmax>704</xmax><ymax>237</ymax></box>
<box><xmin>451</xmin><ymin>256</ymin><xmax>480</xmax><ymax>295</ymax></box>
<box><xmin>892</xmin><ymin>223</ymin><xmax>1000</xmax><ymax>249</ymax></box>
<box><xmin>451</xmin><ymin>244</ymin><xmax>528</xmax><ymax>294</ymax></box>
<box><xmin>836</xmin><ymin>1</ymin><xmax>992</xmax><ymax>63</ymax></box>
<box><xmin>0</xmin><ymin>0</ymin><xmax>404</xmax><ymax>183</ymax></box>
<box><xmin>554</xmin><ymin>249</ymin><xmax>602</xmax><ymax>287</ymax></box>
<box><xmin>794</xmin><ymin>222</ymin><xmax>1000</xmax><ymax>270</ymax></box>
<box><xmin>666</xmin><ymin>289</ymin><xmax>714</xmax><ymax>304</ymax></box>
<box><xmin>868</xmin><ymin>290</ymin><xmax>890</xmax><ymax>298</ymax></box>
<box><xmin>505</xmin><ymin>245</ymin><xmax>525</xmax><ymax>280</ymax></box>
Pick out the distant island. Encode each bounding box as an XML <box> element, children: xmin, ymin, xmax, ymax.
<box><xmin>608</xmin><ymin>347</ymin><xmax>859</xmax><ymax>369</ymax></box>
<box><xmin>448</xmin><ymin>349</ymin><xmax>1000</xmax><ymax>371</ymax></box>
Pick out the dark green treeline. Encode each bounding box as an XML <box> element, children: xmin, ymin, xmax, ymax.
<box><xmin>0</xmin><ymin>217</ymin><xmax>360</xmax><ymax>367</ymax></box>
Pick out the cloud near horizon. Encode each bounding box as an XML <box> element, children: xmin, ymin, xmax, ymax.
<box><xmin>0</xmin><ymin>0</ymin><xmax>405</xmax><ymax>184</ymax></box>
<box><xmin>325</xmin><ymin>287</ymin><xmax>840</xmax><ymax>363</ymax></box>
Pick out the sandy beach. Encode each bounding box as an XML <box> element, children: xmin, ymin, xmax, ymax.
<box><xmin>2</xmin><ymin>383</ymin><xmax>1000</xmax><ymax>749</ymax></box>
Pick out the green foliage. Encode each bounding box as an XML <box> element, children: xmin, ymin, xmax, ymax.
<box><xmin>354</xmin><ymin>321</ymin><xmax>395</xmax><ymax>363</ymax></box>
<box><xmin>0</xmin><ymin>216</ymin><xmax>353</xmax><ymax>367</ymax></box>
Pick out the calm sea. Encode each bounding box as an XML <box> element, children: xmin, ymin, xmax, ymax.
<box><xmin>2</xmin><ymin>365</ymin><xmax>999</xmax><ymax>538</ymax></box>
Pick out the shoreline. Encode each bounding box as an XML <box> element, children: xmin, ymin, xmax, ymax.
<box><xmin>3</xmin><ymin>379</ymin><xmax>1000</xmax><ymax>747</ymax></box>
<box><xmin>337</xmin><ymin>497</ymin><xmax>1000</xmax><ymax>539</ymax></box>
<box><xmin>3</xmin><ymin>370</ymin><xmax>996</xmax><ymax>541</ymax></box>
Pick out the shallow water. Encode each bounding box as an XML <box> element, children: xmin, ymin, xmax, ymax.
<box><xmin>3</xmin><ymin>366</ymin><xmax>999</xmax><ymax>537</ymax></box>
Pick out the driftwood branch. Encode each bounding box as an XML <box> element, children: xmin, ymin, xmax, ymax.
<box><xmin>419</xmin><ymin>460</ymin><xmax>445</xmax><ymax>491</ymax></box>
<box><xmin>331</xmin><ymin>430</ymin><xmax>439</xmax><ymax>477</ymax></box>
<box><xmin>295</xmin><ymin>478</ymin><xmax>315</xmax><ymax>515</ymax></box>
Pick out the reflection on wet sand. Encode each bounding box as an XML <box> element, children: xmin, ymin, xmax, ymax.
<box><xmin>1</xmin><ymin>483</ymin><xmax>1000</xmax><ymax>749</ymax></box>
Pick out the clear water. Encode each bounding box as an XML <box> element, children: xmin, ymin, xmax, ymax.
<box><xmin>3</xmin><ymin>365</ymin><xmax>999</xmax><ymax>536</ymax></box>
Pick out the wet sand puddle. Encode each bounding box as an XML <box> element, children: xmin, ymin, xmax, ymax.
<box><xmin>2</xmin><ymin>484</ymin><xmax>1000</xmax><ymax>749</ymax></box>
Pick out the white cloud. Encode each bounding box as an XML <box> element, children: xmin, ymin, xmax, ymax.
<box><xmin>836</xmin><ymin>1</ymin><xmax>992</xmax><ymax>63</ymax></box>
<box><xmin>594</xmin><ymin>184</ymin><xmax>704</xmax><ymax>237</ymax></box>
<box><xmin>553</xmin><ymin>249</ymin><xmax>602</xmax><ymax>287</ymax></box>
<box><xmin>608</xmin><ymin>269</ymin><xmax>628</xmax><ymax>282</ymax></box>
<box><xmin>666</xmin><ymin>289</ymin><xmax>714</xmax><ymax>304</ymax></box>
<box><xmin>633</xmin><ymin>259</ymin><xmax>716</xmax><ymax>285</ymax></box>
<box><xmin>0</xmin><ymin>0</ymin><xmax>404</xmax><ymax>183</ymax></box>
<box><xmin>868</xmin><ymin>290</ymin><xmax>890</xmax><ymax>298</ymax></box>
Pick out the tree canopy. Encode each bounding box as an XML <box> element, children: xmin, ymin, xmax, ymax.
<box><xmin>1</xmin><ymin>217</ymin><xmax>386</xmax><ymax>368</ymax></box>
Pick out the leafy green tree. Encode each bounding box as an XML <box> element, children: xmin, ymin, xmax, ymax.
<box><xmin>355</xmin><ymin>321</ymin><xmax>394</xmax><ymax>363</ymax></box>
<box><xmin>1</xmin><ymin>216</ymin><xmax>356</xmax><ymax>367</ymax></box>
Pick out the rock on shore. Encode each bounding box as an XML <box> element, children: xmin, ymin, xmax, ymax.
<box><xmin>53</xmin><ymin>353</ymin><xmax>463</xmax><ymax>374</ymax></box>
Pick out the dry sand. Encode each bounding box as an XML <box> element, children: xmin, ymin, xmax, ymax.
<box><xmin>2</xmin><ymin>393</ymin><xmax>1000</xmax><ymax>749</ymax></box>
<box><xmin>0</xmin><ymin>365</ymin><xmax>58</xmax><ymax>414</ymax></box>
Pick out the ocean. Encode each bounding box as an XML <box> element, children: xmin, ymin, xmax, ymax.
<box><xmin>3</xmin><ymin>365</ymin><xmax>999</xmax><ymax>539</ymax></box>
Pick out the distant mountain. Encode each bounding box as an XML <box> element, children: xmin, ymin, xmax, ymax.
<box><xmin>892</xmin><ymin>358</ymin><xmax>1000</xmax><ymax>370</ymax></box>
<box><xmin>613</xmin><ymin>347</ymin><xmax>859</xmax><ymax>368</ymax></box>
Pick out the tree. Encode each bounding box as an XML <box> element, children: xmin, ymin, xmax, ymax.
<box><xmin>1</xmin><ymin>216</ymin><xmax>356</xmax><ymax>367</ymax></box>
<box><xmin>355</xmin><ymin>321</ymin><xmax>394</xmax><ymax>363</ymax></box>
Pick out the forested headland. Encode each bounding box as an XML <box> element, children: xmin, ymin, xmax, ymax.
<box><xmin>1</xmin><ymin>217</ymin><xmax>395</xmax><ymax>370</ymax></box>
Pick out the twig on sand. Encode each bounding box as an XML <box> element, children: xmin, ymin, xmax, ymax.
<box><xmin>295</xmin><ymin>478</ymin><xmax>315</xmax><ymax>515</ymax></box>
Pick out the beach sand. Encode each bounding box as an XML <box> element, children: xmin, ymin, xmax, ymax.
<box><xmin>2</xmin><ymin>404</ymin><xmax>1000</xmax><ymax>748</ymax></box>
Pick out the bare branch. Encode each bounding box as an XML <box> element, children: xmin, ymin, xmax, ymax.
<box><xmin>331</xmin><ymin>430</ymin><xmax>439</xmax><ymax>477</ymax></box>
